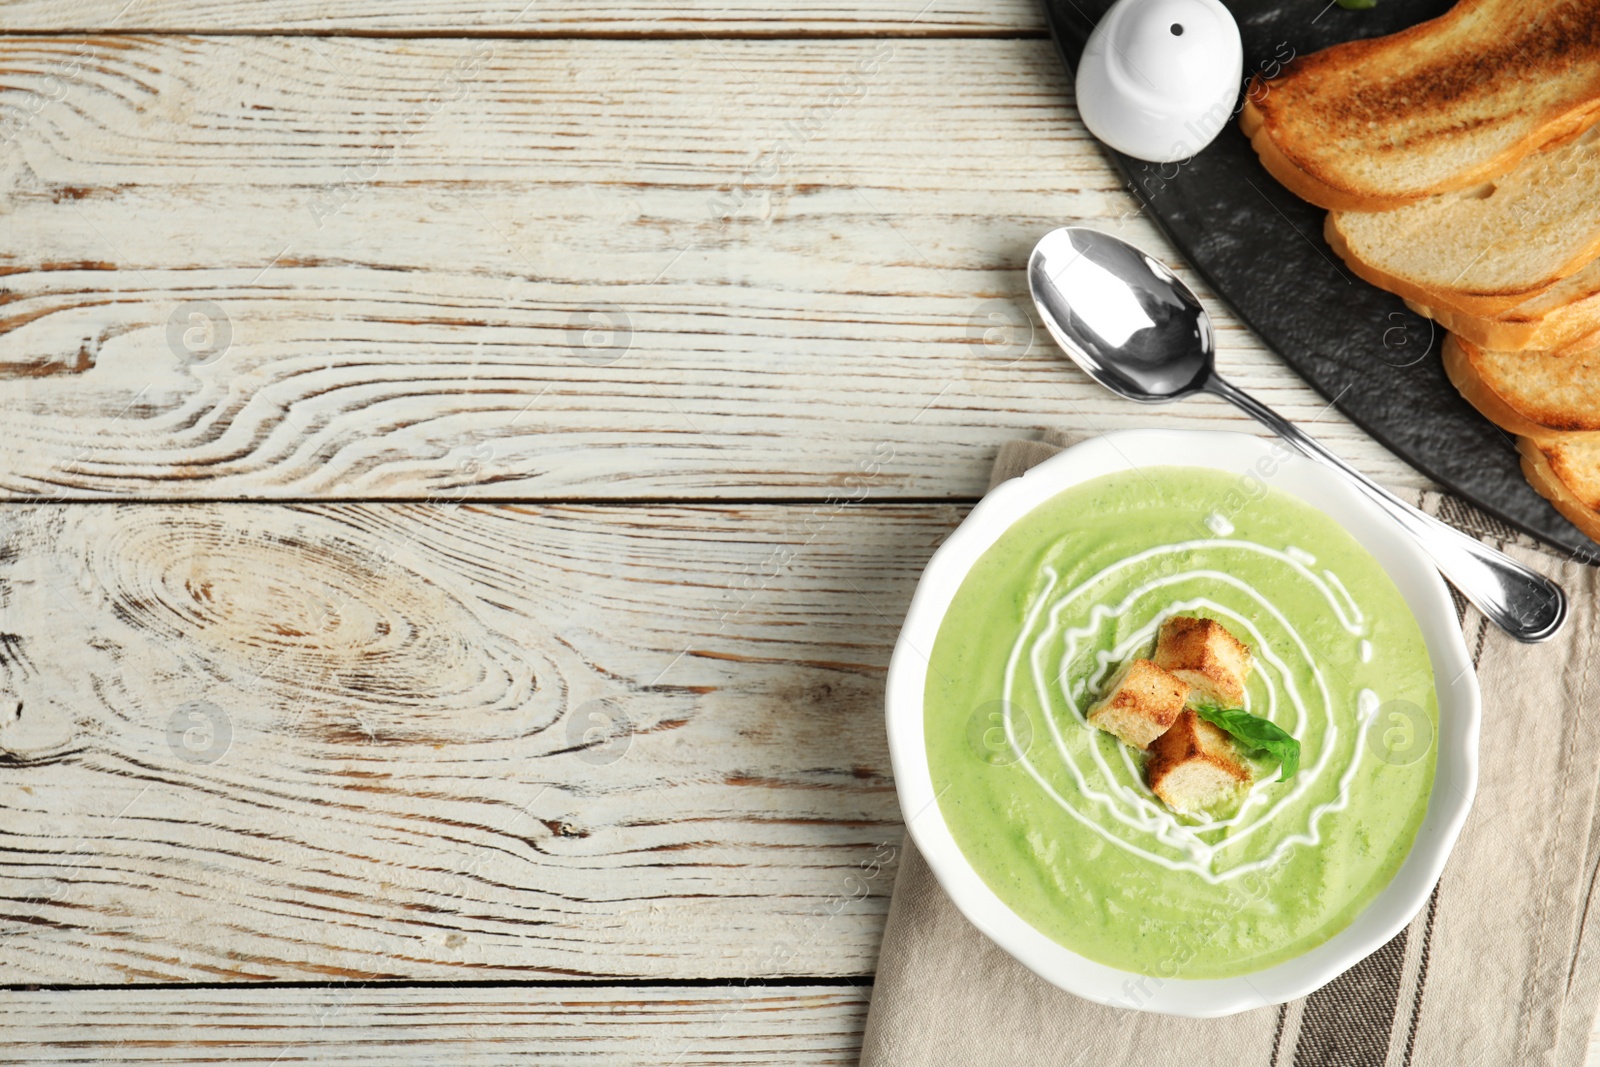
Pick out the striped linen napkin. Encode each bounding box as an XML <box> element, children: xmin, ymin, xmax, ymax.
<box><xmin>860</xmin><ymin>430</ymin><xmax>1600</xmax><ymax>1067</ymax></box>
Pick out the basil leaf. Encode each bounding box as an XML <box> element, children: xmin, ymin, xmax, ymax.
<box><xmin>1192</xmin><ymin>703</ymin><xmax>1301</xmax><ymax>782</ymax></box>
<box><xmin>1336</xmin><ymin>0</ymin><xmax>1377</xmax><ymax>8</ymax></box>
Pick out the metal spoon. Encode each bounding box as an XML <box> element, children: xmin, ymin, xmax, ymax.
<box><xmin>1027</xmin><ymin>225</ymin><xmax>1567</xmax><ymax>643</ymax></box>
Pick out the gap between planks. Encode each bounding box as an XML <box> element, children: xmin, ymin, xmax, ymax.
<box><xmin>0</xmin><ymin>0</ymin><xmax>1048</xmax><ymax>36</ymax></box>
<box><xmin>0</xmin><ymin>975</ymin><xmax>874</xmax><ymax>992</ymax></box>
<box><xmin>12</xmin><ymin>497</ymin><xmax>980</xmax><ymax>507</ymax></box>
<box><xmin>0</xmin><ymin>28</ymin><xmax>1050</xmax><ymax>40</ymax></box>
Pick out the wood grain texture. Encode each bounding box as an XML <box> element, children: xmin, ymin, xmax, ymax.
<box><xmin>0</xmin><ymin>35</ymin><xmax>1429</xmax><ymax>501</ymax></box>
<box><xmin>0</xmin><ymin>985</ymin><xmax>870</xmax><ymax>1064</ymax></box>
<box><xmin>0</xmin><ymin>501</ymin><xmax>944</xmax><ymax>983</ymax></box>
<box><xmin>0</xmin><ymin>18</ymin><xmax>1497</xmax><ymax>1066</ymax></box>
<box><xmin>0</xmin><ymin>1</ymin><xmax>1043</xmax><ymax>36</ymax></box>
<box><xmin>1</xmin><ymin>982</ymin><xmax>1595</xmax><ymax>1066</ymax></box>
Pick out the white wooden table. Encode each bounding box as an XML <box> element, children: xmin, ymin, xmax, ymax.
<box><xmin>0</xmin><ymin>2</ymin><xmax>1576</xmax><ymax>1061</ymax></box>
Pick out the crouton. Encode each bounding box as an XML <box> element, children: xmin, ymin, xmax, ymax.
<box><xmin>1147</xmin><ymin>709</ymin><xmax>1251</xmax><ymax>815</ymax></box>
<box><xmin>1086</xmin><ymin>659</ymin><xmax>1188</xmax><ymax>750</ymax></box>
<box><xmin>1153</xmin><ymin>616</ymin><xmax>1252</xmax><ymax>707</ymax></box>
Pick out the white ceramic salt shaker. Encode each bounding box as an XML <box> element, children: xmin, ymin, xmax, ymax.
<box><xmin>1074</xmin><ymin>0</ymin><xmax>1245</xmax><ymax>164</ymax></box>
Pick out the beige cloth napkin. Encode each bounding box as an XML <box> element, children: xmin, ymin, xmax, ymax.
<box><xmin>861</xmin><ymin>430</ymin><xmax>1600</xmax><ymax>1067</ymax></box>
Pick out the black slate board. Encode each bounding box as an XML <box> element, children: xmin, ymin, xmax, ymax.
<box><xmin>1041</xmin><ymin>0</ymin><xmax>1600</xmax><ymax>562</ymax></box>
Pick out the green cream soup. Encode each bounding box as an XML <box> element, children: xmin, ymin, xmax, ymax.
<box><xmin>925</xmin><ymin>466</ymin><xmax>1437</xmax><ymax>979</ymax></box>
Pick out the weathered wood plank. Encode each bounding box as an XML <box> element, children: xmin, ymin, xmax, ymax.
<box><xmin>0</xmin><ymin>985</ymin><xmax>871</xmax><ymax>1064</ymax></box>
<box><xmin>0</xmin><ymin>983</ymin><xmax>1594</xmax><ymax>1066</ymax></box>
<box><xmin>0</xmin><ymin>36</ymin><xmax>1429</xmax><ymax>500</ymax></box>
<box><xmin>0</xmin><ymin>502</ymin><xmax>944</xmax><ymax>983</ymax></box>
<box><xmin>0</xmin><ymin>1</ymin><xmax>1043</xmax><ymax>35</ymax></box>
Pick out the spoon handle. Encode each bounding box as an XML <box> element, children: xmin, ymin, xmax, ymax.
<box><xmin>1204</xmin><ymin>374</ymin><xmax>1567</xmax><ymax>643</ymax></box>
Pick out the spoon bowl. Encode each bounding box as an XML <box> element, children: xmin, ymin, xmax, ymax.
<box><xmin>1028</xmin><ymin>226</ymin><xmax>1214</xmax><ymax>402</ymax></box>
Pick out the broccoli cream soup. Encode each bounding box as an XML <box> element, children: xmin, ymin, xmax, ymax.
<box><xmin>925</xmin><ymin>467</ymin><xmax>1437</xmax><ymax>979</ymax></box>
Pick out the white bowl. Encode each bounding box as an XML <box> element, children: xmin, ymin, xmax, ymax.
<box><xmin>885</xmin><ymin>429</ymin><xmax>1479</xmax><ymax>1017</ymax></box>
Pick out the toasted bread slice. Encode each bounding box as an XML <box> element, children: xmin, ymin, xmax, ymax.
<box><xmin>1241</xmin><ymin>0</ymin><xmax>1600</xmax><ymax>213</ymax></box>
<box><xmin>1520</xmin><ymin>436</ymin><xmax>1600</xmax><ymax>544</ymax></box>
<box><xmin>1147</xmin><ymin>710</ymin><xmax>1250</xmax><ymax>816</ymax></box>
<box><xmin>1443</xmin><ymin>334</ymin><xmax>1600</xmax><ymax>438</ymax></box>
<box><xmin>1409</xmin><ymin>259</ymin><xmax>1600</xmax><ymax>355</ymax></box>
<box><xmin>1327</xmin><ymin>126</ymin><xmax>1600</xmax><ymax>318</ymax></box>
